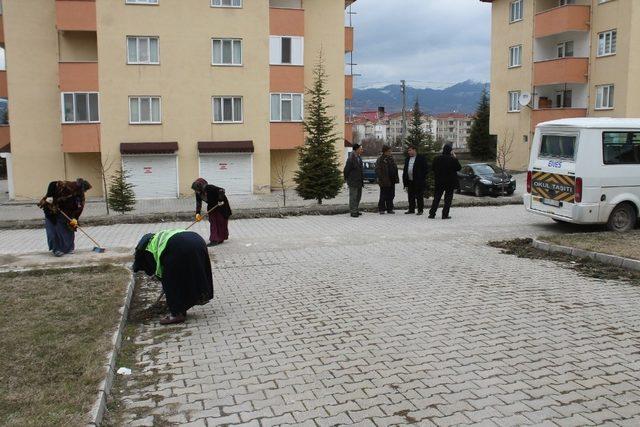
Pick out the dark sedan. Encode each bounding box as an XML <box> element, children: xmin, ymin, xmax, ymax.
<box><xmin>457</xmin><ymin>163</ymin><xmax>516</xmax><ymax>197</ymax></box>
<box><xmin>363</xmin><ymin>159</ymin><xmax>377</xmax><ymax>183</ymax></box>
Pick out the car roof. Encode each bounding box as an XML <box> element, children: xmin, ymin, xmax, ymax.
<box><xmin>538</xmin><ymin>118</ymin><xmax>640</xmax><ymax>129</ymax></box>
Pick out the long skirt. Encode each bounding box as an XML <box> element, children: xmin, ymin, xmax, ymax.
<box><xmin>160</xmin><ymin>232</ymin><xmax>214</xmax><ymax>316</ymax></box>
<box><xmin>44</xmin><ymin>214</ymin><xmax>75</xmax><ymax>254</ymax></box>
<box><xmin>208</xmin><ymin>210</ymin><xmax>229</xmax><ymax>243</ymax></box>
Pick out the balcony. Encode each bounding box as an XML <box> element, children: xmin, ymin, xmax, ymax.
<box><xmin>56</xmin><ymin>0</ymin><xmax>96</xmax><ymax>32</ymax></box>
<box><xmin>0</xmin><ymin>71</ymin><xmax>6</xmax><ymax>98</ymax></box>
<box><xmin>62</xmin><ymin>123</ymin><xmax>100</xmax><ymax>153</ymax></box>
<box><xmin>345</xmin><ymin>26</ymin><xmax>354</xmax><ymax>53</ymax></box>
<box><xmin>533</xmin><ymin>57</ymin><xmax>588</xmax><ymax>86</ymax></box>
<box><xmin>0</xmin><ymin>126</ymin><xmax>9</xmax><ymax>148</ymax></box>
<box><xmin>269</xmin><ymin>6</ymin><xmax>304</xmax><ymax>36</ymax></box>
<box><xmin>535</xmin><ymin>5</ymin><xmax>590</xmax><ymax>39</ymax></box>
<box><xmin>270</xmin><ymin>123</ymin><xmax>304</xmax><ymax>150</ymax></box>
<box><xmin>59</xmin><ymin>62</ymin><xmax>99</xmax><ymax>91</ymax></box>
<box><xmin>531</xmin><ymin>108</ymin><xmax>587</xmax><ymax>132</ymax></box>
<box><xmin>270</xmin><ymin>66</ymin><xmax>304</xmax><ymax>93</ymax></box>
<box><xmin>0</xmin><ymin>16</ymin><xmax>4</xmax><ymax>43</ymax></box>
<box><xmin>345</xmin><ymin>121</ymin><xmax>353</xmax><ymax>144</ymax></box>
<box><xmin>345</xmin><ymin>75</ymin><xmax>353</xmax><ymax>100</ymax></box>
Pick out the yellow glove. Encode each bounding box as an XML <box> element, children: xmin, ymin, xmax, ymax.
<box><xmin>195</xmin><ymin>214</ymin><xmax>203</xmax><ymax>222</ymax></box>
<box><xmin>69</xmin><ymin>219</ymin><xmax>78</xmax><ymax>227</ymax></box>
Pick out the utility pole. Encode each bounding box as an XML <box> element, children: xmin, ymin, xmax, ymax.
<box><xmin>401</xmin><ymin>80</ymin><xmax>407</xmax><ymax>144</ymax></box>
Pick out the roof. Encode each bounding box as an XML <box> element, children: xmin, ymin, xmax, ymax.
<box><xmin>538</xmin><ymin>118</ymin><xmax>640</xmax><ymax>129</ymax></box>
<box><xmin>198</xmin><ymin>141</ymin><xmax>254</xmax><ymax>153</ymax></box>
<box><xmin>435</xmin><ymin>113</ymin><xmax>472</xmax><ymax>119</ymax></box>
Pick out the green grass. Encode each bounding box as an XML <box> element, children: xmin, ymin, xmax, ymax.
<box><xmin>0</xmin><ymin>265</ymin><xmax>130</xmax><ymax>426</ymax></box>
<box><xmin>540</xmin><ymin>230</ymin><xmax>640</xmax><ymax>261</ymax></box>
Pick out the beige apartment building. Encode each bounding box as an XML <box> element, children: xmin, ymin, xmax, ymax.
<box><xmin>482</xmin><ymin>0</ymin><xmax>640</xmax><ymax>170</ymax></box>
<box><xmin>0</xmin><ymin>0</ymin><xmax>356</xmax><ymax>199</ymax></box>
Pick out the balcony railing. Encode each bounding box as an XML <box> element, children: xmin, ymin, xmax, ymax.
<box><xmin>345</xmin><ymin>26</ymin><xmax>354</xmax><ymax>53</ymax></box>
<box><xmin>270</xmin><ymin>66</ymin><xmax>304</xmax><ymax>93</ymax></box>
<box><xmin>270</xmin><ymin>123</ymin><xmax>304</xmax><ymax>150</ymax></box>
<box><xmin>531</xmin><ymin>108</ymin><xmax>587</xmax><ymax>132</ymax></box>
<box><xmin>345</xmin><ymin>121</ymin><xmax>353</xmax><ymax>144</ymax></box>
<box><xmin>59</xmin><ymin>62</ymin><xmax>99</xmax><ymax>92</ymax></box>
<box><xmin>345</xmin><ymin>75</ymin><xmax>353</xmax><ymax>100</ymax></box>
<box><xmin>56</xmin><ymin>0</ymin><xmax>96</xmax><ymax>32</ymax></box>
<box><xmin>534</xmin><ymin>57</ymin><xmax>588</xmax><ymax>86</ymax></box>
<box><xmin>535</xmin><ymin>5</ymin><xmax>590</xmax><ymax>39</ymax></box>
<box><xmin>0</xmin><ymin>71</ymin><xmax>7</xmax><ymax>98</ymax></box>
<box><xmin>269</xmin><ymin>6</ymin><xmax>304</xmax><ymax>36</ymax></box>
<box><xmin>62</xmin><ymin>123</ymin><xmax>101</xmax><ymax>153</ymax></box>
<box><xmin>0</xmin><ymin>16</ymin><xmax>4</xmax><ymax>44</ymax></box>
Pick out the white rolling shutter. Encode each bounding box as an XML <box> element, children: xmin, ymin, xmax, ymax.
<box><xmin>291</xmin><ymin>37</ymin><xmax>304</xmax><ymax>65</ymax></box>
<box><xmin>199</xmin><ymin>154</ymin><xmax>252</xmax><ymax>195</ymax></box>
<box><xmin>269</xmin><ymin>37</ymin><xmax>281</xmax><ymax>65</ymax></box>
<box><xmin>122</xmin><ymin>155</ymin><xmax>178</xmax><ymax>199</ymax></box>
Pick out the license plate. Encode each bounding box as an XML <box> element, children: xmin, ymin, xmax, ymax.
<box><xmin>542</xmin><ymin>198</ymin><xmax>561</xmax><ymax>207</ymax></box>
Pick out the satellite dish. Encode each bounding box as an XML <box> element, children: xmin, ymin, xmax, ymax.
<box><xmin>519</xmin><ymin>92</ymin><xmax>532</xmax><ymax>107</ymax></box>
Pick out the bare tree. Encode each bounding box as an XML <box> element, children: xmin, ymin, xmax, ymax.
<box><xmin>361</xmin><ymin>137</ymin><xmax>385</xmax><ymax>157</ymax></box>
<box><xmin>273</xmin><ymin>155</ymin><xmax>291</xmax><ymax>207</ymax></box>
<box><xmin>93</xmin><ymin>155</ymin><xmax>115</xmax><ymax>215</ymax></box>
<box><xmin>495</xmin><ymin>131</ymin><xmax>515</xmax><ymax>195</ymax></box>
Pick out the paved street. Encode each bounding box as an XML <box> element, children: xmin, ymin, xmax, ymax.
<box><xmin>3</xmin><ymin>205</ymin><xmax>640</xmax><ymax>426</ymax></box>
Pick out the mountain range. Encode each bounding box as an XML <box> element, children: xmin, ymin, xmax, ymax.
<box><xmin>351</xmin><ymin>80</ymin><xmax>488</xmax><ymax>115</ymax></box>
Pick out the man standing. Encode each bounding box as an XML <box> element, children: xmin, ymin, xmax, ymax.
<box><xmin>429</xmin><ymin>144</ymin><xmax>461</xmax><ymax>219</ymax></box>
<box><xmin>402</xmin><ymin>145</ymin><xmax>429</xmax><ymax>215</ymax></box>
<box><xmin>343</xmin><ymin>143</ymin><xmax>365</xmax><ymax>218</ymax></box>
<box><xmin>375</xmin><ymin>145</ymin><xmax>399</xmax><ymax>214</ymax></box>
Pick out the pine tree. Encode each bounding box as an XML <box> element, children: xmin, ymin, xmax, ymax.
<box><xmin>404</xmin><ymin>100</ymin><xmax>441</xmax><ymax>197</ymax></box>
<box><xmin>108</xmin><ymin>168</ymin><xmax>136</xmax><ymax>214</ymax></box>
<box><xmin>467</xmin><ymin>86</ymin><xmax>497</xmax><ymax>161</ymax></box>
<box><xmin>294</xmin><ymin>51</ymin><xmax>343</xmax><ymax>204</ymax></box>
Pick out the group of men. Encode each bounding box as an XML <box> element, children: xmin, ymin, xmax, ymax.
<box><xmin>344</xmin><ymin>143</ymin><xmax>462</xmax><ymax>219</ymax></box>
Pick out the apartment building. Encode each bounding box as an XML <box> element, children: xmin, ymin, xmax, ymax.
<box><xmin>435</xmin><ymin>113</ymin><xmax>473</xmax><ymax>150</ymax></box>
<box><xmin>387</xmin><ymin>112</ymin><xmax>437</xmax><ymax>146</ymax></box>
<box><xmin>0</xmin><ymin>0</ymin><xmax>356</xmax><ymax>199</ymax></box>
<box><xmin>482</xmin><ymin>0</ymin><xmax>640</xmax><ymax>170</ymax></box>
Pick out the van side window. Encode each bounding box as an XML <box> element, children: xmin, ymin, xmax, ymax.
<box><xmin>603</xmin><ymin>131</ymin><xmax>640</xmax><ymax>165</ymax></box>
<box><xmin>539</xmin><ymin>135</ymin><xmax>576</xmax><ymax>160</ymax></box>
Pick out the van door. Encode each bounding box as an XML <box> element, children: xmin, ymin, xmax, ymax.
<box><xmin>529</xmin><ymin>131</ymin><xmax>578</xmax><ymax>219</ymax></box>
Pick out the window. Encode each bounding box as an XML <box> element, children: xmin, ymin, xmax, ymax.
<box><xmin>0</xmin><ymin>98</ymin><xmax>8</xmax><ymax>125</ymax></box>
<box><xmin>0</xmin><ymin>44</ymin><xmax>5</xmax><ymax>71</ymax></box>
<box><xmin>509</xmin><ymin>45</ymin><xmax>522</xmax><ymax>68</ymax></box>
<box><xmin>212</xmin><ymin>97</ymin><xmax>243</xmax><ymax>123</ymax></box>
<box><xmin>559</xmin><ymin>0</ymin><xmax>575</xmax><ymax>5</ymax></box>
<box><xmin>269</xmin><ymin>36</ymin><xmax>303</xmax><ymax>65</ymax></box>
<box><xmin>125</xmin><ymin>0</ymin><xmax>158</xmax><ymax>4</ymax></box>
<box><xmin>127</xmin><ymin>36</ymin><xmax>159</xmax><ymax>64</ymax></box>
<box><xmin>212</xmin><ymin>0</ymin><xmax>242</xmax><ymax>7</ymax></box>
<box><xmin>557</xmin><ymin>41</ymin><xmax>574</xmax><ymax>58</ymax></box>
<box><xmin>510</xmin><ymin>0</ymin><xmax>523</xmax><ymax>23</ymax></box>
<box><xmin>540</xmin><ymin>135</ymin><xmax>576</xmax><ymax>160</ymax></box>
<box><xmin>603</xmin><ymin>132</ymin><xmax>640</xmax><ymax>164</ymax></box>
<box><xmin>212</xmin><ymin>39</ymin><xmax>242</xmax><ymax>65</ymax></box>
<box><xmin>508</xmin><ymin>91</ymin><xmax>521</xmax><ymax>112</ymax></box>
<box><xmin>595</xmin><ymin>84</ymin><xmax>614</xmax><ymax>109</ymax></box>
<box><xmin>555</xmin><ymin>90</ymin><xmax>572</xmax><ymax>108</ymax></box>
<box><xmin>62</xmin><ymin>93</ymin><xmax>99</xmax><ymax>123</ymax></box>
<box><xmin>270</xmin><ymin>93</ymin><xmax>303</xmax><ymax>122</ymax></box>
<box><xmin>598</xmin><ymin>30</ymin><xmax>617</xmax><ymax>56</ymax></box>
<box><xmin>129</xmin><ymin>96</ymin><xmax>161</xmax><ymax>124</ymax></box>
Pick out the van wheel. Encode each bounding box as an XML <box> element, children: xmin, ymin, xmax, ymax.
<box><xmin>474</xmin><ymin>184</ymin><xmax>484</xmax><ymax>197</ymax></box>
<box><xmin>607</xmin><ymin>203</ymin><xmax>637</xmax><ymax>232</ymax></box>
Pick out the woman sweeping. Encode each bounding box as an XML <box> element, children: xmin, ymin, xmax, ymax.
<box><xmin>191</xmin><ymin>178</ymin><xmax>232</xmax><ymax>246</ymax></box>
<box><xmin>133</xmin><ymin>229</ymin><xmax>214</xmax><ymax>325</ymax></box>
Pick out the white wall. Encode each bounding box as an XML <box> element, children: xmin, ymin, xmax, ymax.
<box><xmin>533</xmin><ymin>31</ymin><xmax>590</xmax><ymax>61</ymax></box>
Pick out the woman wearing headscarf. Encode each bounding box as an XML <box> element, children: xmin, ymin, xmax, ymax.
<box><xmin>191</xmin><ymin>178</ymin><xmax>232</xmax><ymax>246</ymax></box>
<box><xmin>133</xmin><ymin>229</ymin><xmax>214</xmax><ymax>325</ymax></box>
<box><xmin>37</xmin><ymin>178</ymin><xmax>92</xmax><ymax>257</ymax></box>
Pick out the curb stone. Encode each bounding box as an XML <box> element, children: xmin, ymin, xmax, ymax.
<box><xmin>88</xmin><ymin>269</ymin><xmax>135</xmax><ymax>426</ymax></box>
<box><xmin>531</xmin><ymin>239</ymin><xmax>640</xmax><ymax>272</ymax></box>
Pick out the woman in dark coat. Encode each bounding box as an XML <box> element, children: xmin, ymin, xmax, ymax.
<box><xmin>37</xmin><ymin>178</ymin><xmax>92</xmax><ymax>257</ymax></box>
<box><xmin>191</xmin><ymin>178</ymin><xmax>232</xmax><ymax>246</ymax></box>
<box><xmin>133</xmin><ymin>229</ymin><xmax>214</xmax><ymax>325</ymax></box>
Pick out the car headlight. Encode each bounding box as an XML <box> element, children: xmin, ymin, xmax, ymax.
<box><xmin>479</xmin><ymin>179</ymin><xmax>492</xmax><ymax>185</ymax></box>
<box><xmin>510</xmin><ymin>177</ymin><xmax>516</xmax><ymax>182</ymax></box>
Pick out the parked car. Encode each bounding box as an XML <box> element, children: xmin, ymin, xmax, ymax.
<box><xmin>363</xmin><ymin>159</ymin><xmax>377</xmax><ymax>183</ymax></box>
<box><xmin>524</xmin><ymin>118</ymin><xmax>640</xmax><ymax>232</ymax></box>
<box><xmin>457</xmin><ymin>163</ymin><xmax>516</xmax><ymax>197</ymax></box>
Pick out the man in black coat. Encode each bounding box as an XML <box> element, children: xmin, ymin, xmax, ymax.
<box><xmin>402</xmin><ymin>145</ymin><xmax>429</xmax><ymax>215</ymax></box>
<box><xmin>343</xmin><ymin>143</ymin><xmax>365</xmax><ymax>218</ymax></box>
<box><xmin>429</xmin><ymin>144</ymin><xmax>462</xmax><ymax>219</ymax></box>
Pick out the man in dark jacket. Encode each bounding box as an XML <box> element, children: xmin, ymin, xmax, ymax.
<box><xmin>429</xmin><ymin>144</ymin><xmax>462</xmax><ymax>219</ymax></box>
<box><xmin>343</xmin><ymin>143</ymin><xmax>364</xmax><ymax>218</ymax></box>
<box><xmin>402</xmin><ymin>145</ymin><xmax>429</xmax><ymax>215</ymax></box>
<box><xmin>375</xmin><ymin>145</ymin><xmax>399</xmax><ymax>214</ymax></box>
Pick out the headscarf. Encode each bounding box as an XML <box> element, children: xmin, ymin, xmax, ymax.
<box><xmin>132</xmin><ymin>233</ymin><xmax>156</xmax><ymax>276</ymax></box>
<box><xmin>76</xmin><ymin>178</ymin><xmax>92</xmax><ymax>193</ymax></box>
<box><xmin>191</xmin><ymin>178</ymin><xmax>208</xmax><ymax>194</ymax></box>
<box><xmin>443</xmin><ymin>144</ymin><xmax>453</xmax><ymax>156</ymax></box>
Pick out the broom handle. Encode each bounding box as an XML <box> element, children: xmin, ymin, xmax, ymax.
<box><xmin>185</xmin><ymin>202</ymin><xmax>223</xmax><ymax>231</ymax></box>
<box><xmin>58</xmin><ymin>210</ymin><xmax>103</xmax><ymax>248</ymax></box>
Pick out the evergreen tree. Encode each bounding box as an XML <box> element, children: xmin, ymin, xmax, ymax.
<box><xmin>108</xmin><ymin>168</ymin><xmax>136</xmax><ymax>214</ymax></box>
<box><xmin>294</xmin><ymin>51</ymin><xmax>343</xmax><ymax>204</ymax></box>
<box><xmin>404</xmin><ymin>100</ymin><xmax>441</xmax><ymax>197</ymax></box>
<box><xmin>467</xmin><ymin>86</ymin><xmax>497</xmax><ymax>161</ymax></box>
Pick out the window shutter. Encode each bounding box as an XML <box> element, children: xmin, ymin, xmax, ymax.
<box><xmin>269</xmin><ymin>37</ymin><xmax>281</xmax><ymax>64</ymax></box>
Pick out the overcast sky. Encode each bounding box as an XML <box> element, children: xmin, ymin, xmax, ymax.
<box><xmin>349</xmin><ymin>0</ymin><xmax>492</xmax><ymax>89</ymax></box>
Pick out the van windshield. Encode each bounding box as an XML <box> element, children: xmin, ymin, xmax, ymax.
<box><xmin>539</xmin><ymin>135</ymin><xmax>576</xmax><ymax>160</ymax></box>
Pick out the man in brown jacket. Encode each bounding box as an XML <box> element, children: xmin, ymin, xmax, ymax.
<box><xmin>375</xmin><ymin>145</ymin><xmax>399</xmax><ymax>214</ymax></box>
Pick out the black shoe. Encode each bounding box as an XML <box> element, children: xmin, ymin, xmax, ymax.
<box><xmin>350</xmin><ymin>213</ymin><xmax>359</xmax><ymax>218</ymax></box>
<box><xmin>428</xmin><ymin>214</ymin><xmax>435</xmax><ymax>219</ymax></box>
<box><xmin>416</xmin><ymin>211</ymin><xmax>424</xmax><ymax>216</ymax></box>
<box><xmin>442</xmin><ymin>216</ymin><xmax>452</xmax><ymax>220</ymax></box>
<box><xmin>357</xmin><ymin>212</ymin><xmax>363</xmax><ymax>216</ymax></box>
<box><xmin>207</xmin><ymin>241</ymin><xmax>219</xmax><ymax>247</ymax></box>
<box><xmin>379</xmin><ymin>211</ymin><xmax>385</xmax><ymax>215</ymax></box>
<box><xmin>405</xmin><ymin>211</ymin><xmax>415</xmax><ymax>215</ymax></box>
<box><xmin>387</xmin><ymin>211</ymin><xmax>395</xmax><ymax>214</ymax></box>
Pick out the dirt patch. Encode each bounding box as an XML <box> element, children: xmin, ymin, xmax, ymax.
<box><xmin>540</xmin><ymin>230</ymin><xmax>640</xmax><ymax>261</ymax></box>
<box><xmin>489</xmin><ymin>238</ymin><xmax>640</xmax><ymax>283</ymax></box>
<box><xmin>0</xmin><ymin>265</ymin><xmax>130</xmax><ymax>426</ymax></box>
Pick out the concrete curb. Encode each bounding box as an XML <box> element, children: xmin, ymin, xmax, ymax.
<box><xmin>531</xmin><ymin>239</ymin><xmax>640</xmax><ymax>272</ymax></box>
<box><xmin>88</xmin><ymin>269</ymin><xmax>135</xmax><ymax>426</ymax></box>
<box><xmin>0</xmin><ymin>197</ymin><xmax>523</xmax><ymax>230</ymax></box>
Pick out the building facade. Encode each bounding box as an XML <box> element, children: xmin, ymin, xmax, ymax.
<box><xmin>435</xmin><ymin>113</ymin><xmax>473</xmax><ymax>150</ymax></box>
<box><xmin>387</xmin><ymin>112</ymin><xmax>437</xmax><ymax>146</ymax></box>
<box><xmin>482</xmin><ymin>0</ymin><xmax>640</xmax><ymax>170</ymax></box>
<box><xmin>0</xmin><ymin>0</ymin><xmax>355</xmax><ymax>199</ymax></box>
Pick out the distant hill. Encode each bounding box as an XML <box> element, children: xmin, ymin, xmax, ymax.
<box><xmin>351</xmin><ymin>80</ymin><xmax>488</xmax><ymax>115</ymax></box>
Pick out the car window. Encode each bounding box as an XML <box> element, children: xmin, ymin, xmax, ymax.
<box><xmin>472</xmin><ymin>164</ymin><xmax>496</xmax><ymax>175</ymax></box>
<box><xmin>462</xmin><ymin>166</ymin><xmax>472</xmax><ymax>175</ymax></box>
<box><xmin>603</xmin><ymin>131</ymin><xmax>640</xmax><ymax>165</ymax></box>
<box><xmin>539</xmin><ymin>135</ymin><xmax>576</xmax><ymax>160</ymax></box>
